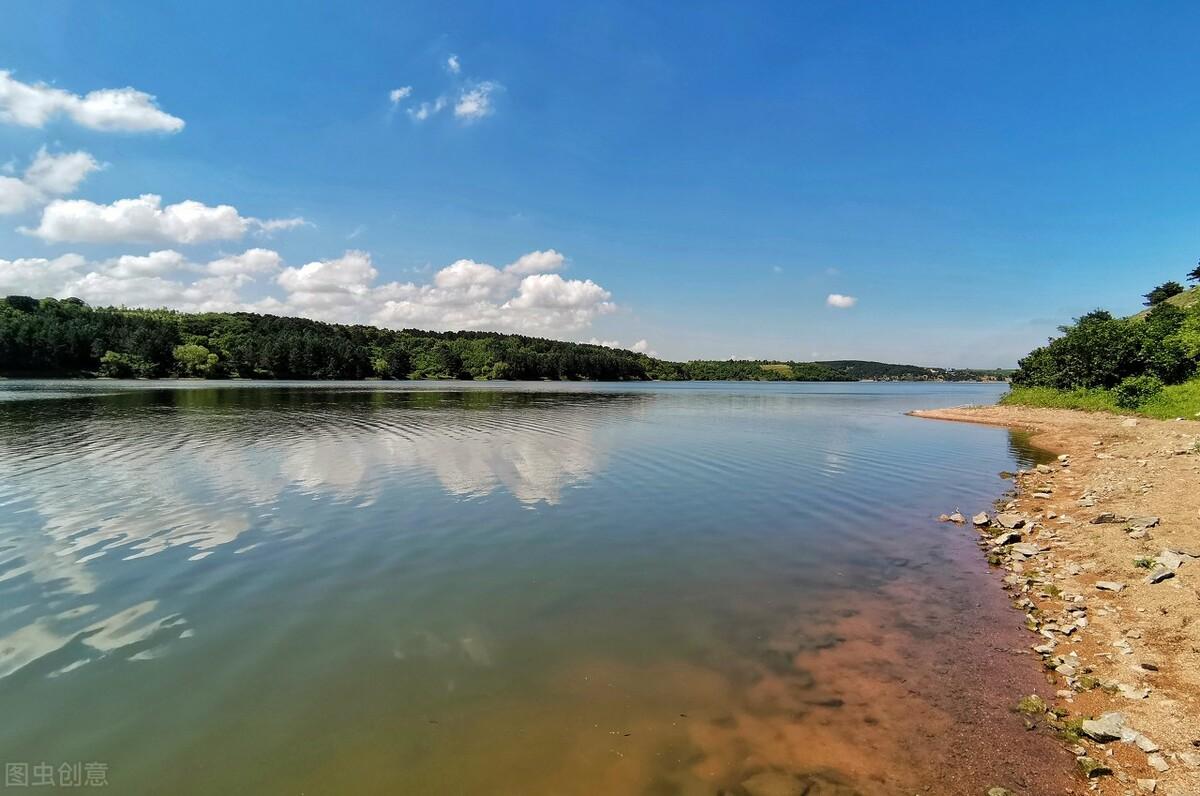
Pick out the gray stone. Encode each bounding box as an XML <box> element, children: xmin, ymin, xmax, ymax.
<box><xmin>1147</xmin><ymin>754</ymin><xmax>1169</xmax><ymax>773</ymax></box>
<box><xmin>948</xmin><ymin>511</ymin><xmax>965</xmax><ymax>524</ymax></box>
<box><xmin>1127</xmin><ymin>516</ymin><xmax>1160</xmax><ymax>531</ymax></box>
<box><xmin>1081</xmin><ymin>712</ymin><xmax>1125</xmax><ymax>742</ymax></box>
<box><xmin>972</xmin><ymin>512</ymin><xmax>990</xmax><ymax>526</ymax></box>
<box><xmin>992</xmin><ymin>531</ymin><xmax>1022</xmax><ymax>546</ymax></box>
<box><xmin>1010</xmin><ymin>542</ymin><xmax>1045</xmax><ymax>557</ymax></box>
<box><xmin>1145</xmin><ymin>567</ymin><xmax>1175</xmax><ymax>585</ymax></box>
<box><xmin>1133</xmin><ymin>733</ymin><xmax>1160</xmax><ymax>753</ymax></box>
<box><xmin>1095</xmin><ymin>581</ymin><xmax>1125</xmax><ymax>592</ymax></box>
<box><xmin>1155</xmin><ymin>549</ymin><xmax>1185</xmax><ymax>571</ymax></box>
<box><xmin>995</xmin><ymin>513</ymin><xmax>1026</xmax><ymax>530</ymax></box>
<box><xmin>1091</xmin><ymin>512</ymin><xmax>1126</xmax><ymax>524</ymax></box>
<box><xmin>1036</xmin><ymin>464</ymin><xmax>1053</xmax><ymax>474</ymax></box>
<box><xmin>1136</xmin><ymin>780</ymin><xmax>1157</xmax><ymax>794</ymax></box>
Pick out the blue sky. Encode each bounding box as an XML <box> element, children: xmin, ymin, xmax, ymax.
<box><xmin>1</xmin><ymin>1</ymin><xmax>1198</xmax><ymax>367</ymax></box>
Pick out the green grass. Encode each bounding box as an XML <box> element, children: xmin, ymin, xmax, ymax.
<box><xmin>1002</xmin><ymin>379</ymin><xmax>1200</xmax><ymax>419</ymax></box>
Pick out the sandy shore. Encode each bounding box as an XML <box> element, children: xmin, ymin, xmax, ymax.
<box><xmin>912</xmin><ymin>404</ymin><xmax>1200</xmax><ymax>796</ymax></box>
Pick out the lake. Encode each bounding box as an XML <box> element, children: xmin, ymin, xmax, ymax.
<box><xmin>0</xmin><ymin>381</ymin><xmax>1068</xmax><ymax>794</ymax></box>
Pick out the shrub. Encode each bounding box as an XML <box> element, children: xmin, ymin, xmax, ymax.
<box><xmin>1113</xmin><ymin>375</ymin><xmax>1163</xmax><ymax>409</ymax></box>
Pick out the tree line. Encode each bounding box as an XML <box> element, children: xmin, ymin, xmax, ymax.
<box><xmin>0</xmin><ymin>297</ymin><xmax>866</xmax><ymax>382</ymax></box>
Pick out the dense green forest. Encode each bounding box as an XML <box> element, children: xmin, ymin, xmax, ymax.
<box><xmin>1006</xmin><ymin>266</ymin><xmax>1200</xmax><ymax>416</ymax></box>
<box><xmin>0</xmin><ymin>295</ymin><xmax>1009</xmax><ymax>383</ymax></box>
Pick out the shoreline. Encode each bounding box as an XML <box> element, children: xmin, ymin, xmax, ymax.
<box><xmin>913</xmin><ymin>404</ymin><xmax>1200</xmax><ymax>795</ymax></box>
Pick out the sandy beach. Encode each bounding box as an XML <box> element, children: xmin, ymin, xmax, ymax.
<box><xmin>913</xmin><ymin>405</ymin><xmax>1200</xmax><ymax>796</ymax></box>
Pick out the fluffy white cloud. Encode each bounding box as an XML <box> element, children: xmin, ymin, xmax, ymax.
<box><xmin>446</xmin><ymin>55</ymin><xmax>461</xmax><ymax>74</ymax></box>
<box><xmin>389</xmin><ymin>86</ymin><xmax>412</xmax><ymax>104</ymax></box>
<box><xmin>105</xmin><ymin>250</ymin><xmax>188</xmax><ymax>278</ymax></box>
<box><xmin>0</xmin><ymin>248</ymin><xmax>615</xmax><ymax>335</ymax></box>
<box><xmin>207</xmin><ymin>248</ymin><xmax>283</xmax><ymax>277</ymax></box>
<box><xmin>0</xmin><ymin>147</ymin><xmax>101</xmax><ymax>214</ymax></box>
<box><xmin>505</xmin><ymin>249</ymin><xmax>564</xmax><ymax>275</ymax></box>
<box><xmin>826</xmin><ymin>293</ymin><xmax>857</xmax><ymax>308</ymax></box>
<box><xmin>0</xmin><ymin>70</ymin><xmax>184</xmax><ymax>132</ymax></box>
<box><xmin>22</xmin><ymin>194</ymin><xmax>306</xmax><ymax>244</ymax></box>
<box><xmin>454</xmin><ymin>82</ymin><xmax>500</xmax><ymax>121</ymax></box>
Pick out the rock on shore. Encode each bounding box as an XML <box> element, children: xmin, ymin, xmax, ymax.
<box><xmin>914</xmin><ymin>404</ymin><xmax>1200</xmax><ymax>796</ymax></box>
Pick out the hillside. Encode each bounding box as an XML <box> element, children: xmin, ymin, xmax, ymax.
<box><xmin>1132</xmin><ymin>283</ymin><xmax>1200</xmax><ymax>319</ymax></box>
<box><xmin>1005</xmin><ymin>274</ymin><xmax>1200</xmax><ymax>417</ymax></box>
<box><xmin>0</xmin><ymin>296</ymin><xmax>1003</xmax><ymax>383</ymax></box>
<box><xmin>818</xmin><ymin>360</ymin><xmax>1012</xmax><ymax>382</ymax></box>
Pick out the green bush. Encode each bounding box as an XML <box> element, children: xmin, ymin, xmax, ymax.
<box><xmin>1113</xmin><ymin>375</ymin><xmax>1163</xmax><ymax>409</ymax></box>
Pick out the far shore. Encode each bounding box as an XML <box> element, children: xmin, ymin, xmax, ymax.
<box><xmin>914</xmin><ymin>404</ymin><xmax>1200</xmax><ymax>795</ymax></box>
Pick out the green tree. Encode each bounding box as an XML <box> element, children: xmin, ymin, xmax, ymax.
<box><xmin>1188</xmin><ymin>260</ymin><xmax>1200</xmax><ymax>283</ymax></box>
<box><xmin>173</xmin><ymin>343</ymin><xmax>219</xmax><ymax>377</ymax></box>
<box><xmin>98</xmin><ymin>351</ymin><xmax>156</xmax><ymax>378</ymax></box>
<box><xmin>1143</xmin><ymin>281</ymin><xmax>1185</xmax><ymax>306</ymax></box>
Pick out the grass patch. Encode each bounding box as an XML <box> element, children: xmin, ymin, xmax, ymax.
<box><xmin>1000</xmin><ymin>386</ymin><xmax>1121</xmax><ymax>413</ymax></box>
<box><xmin>1002</xmin><ymin>379</ymin><xmax>1200</xmax><ymax>420</ymax></box>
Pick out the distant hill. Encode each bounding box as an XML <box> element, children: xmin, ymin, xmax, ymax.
<box><xmin>818</xmin><ymin>360</ymin><xmax>1012</xmax><ymax>382</ymax></box>
<box><xmin>0</xmin><ymin>295</ymin><xmax>1003</xmax><ymax>382</ymax></box>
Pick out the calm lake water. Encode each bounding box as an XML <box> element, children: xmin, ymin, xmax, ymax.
<box><xmin>0</xmin><ymin>380</ymin><xmax>1065</xmax><ymax>795</ymax></box>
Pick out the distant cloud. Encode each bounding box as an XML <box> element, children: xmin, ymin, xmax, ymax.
<box><xmin>0</xmin><ymin>70</ymin><xmax>184</xmax><ymax>133</ymax></box>
<box><xmin>347</xmin><ymin>224</ymin><xmax>366</xmax><ymax>240</ymax></box>
<box><xmin>454</xmin><ymin>81</ymin><xmax>500</xmax><ymax>121</ymax></box>
<box><xmin>22</xmin><ymin>194</ymin><xmax>306</xmax><ymax>245</ymax></box>
<box><xmin>0</xmin><ymin>147</ymin><xmax>101</xmax><ymax>214</ymax></box>
<box><xmin>0</xmin><ymin>247</ymin><xmax>617</xmax><ymax>336</ymax></box>
<box><xmin>408</xmin><ymin>96</ymin><xmax>447</xmax><ymax>121</ymax></box>
<box><xmin>826</xmin><ymin>293</ymin><xmax>857</xmax><ymax>309</ymax></box>
<box><xmin>401</xmin><ymin>55</ymin><xmax>501</xmax><ymax>124</ymax></box>
<box><xmin>586</xmin><ymin>337</ymin><xmax>657</xmax><ymax>357</ymax></box>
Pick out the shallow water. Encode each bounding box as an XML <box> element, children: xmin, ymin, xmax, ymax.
<box><xmin>0</xmin><ymin>380</ymin><xmax>1065</xmax><ymax>794</ymax></box>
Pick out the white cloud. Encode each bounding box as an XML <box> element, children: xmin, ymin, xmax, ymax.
<box><xmin>0</xmin><ymin>248</ymin><xmax>616</xmax><ymax>336</ymax></box>
<box><xmin>206</xmin><ymin>248</ymin><xmax>283</xmax><ymax>277</ymax></box>
<box><xmin>826</xmin><ymin>293</ymin><xmax>857</xmax><ymax>309</ymax></box>
<box><xmin>105</xmin><ymin>250</ymin><xmax>189</xmax><ymax>278</ymax></box>
<box><xmin>586</xmin><ymin>337</ymin><xmax>657</xmax><ymax>356</ymax></box>
<box><xmin>0</xmin><ymin>248</ymin><xmax>279</xmax><ymax>312</ymax></box>
<box><xmin>504</xmin><ymin>249</ymin><xmax>564</xmax><ymax>275</ymax></box>
<box><xmin>253</xmin><ymin>216</ymin><xmax>310</xmax><ymax>235</ymax></box>
<box><xmin>0</xmin><ymin>147</ymin><xmax>101</xmax><ymax>214</ymax></box>
<box><xmin>0</xmin><ymin>70</ymin><xmax>184</xmax><ymax>132</ymax></box>
<box><xmin>454</xmin><ymin>82</ymin><xmax>500</xmax><ymax>121</ymax></box>
<box><xmin>23</xmin><ymin>194</ymin><xmax>305</xmax><ymax>244</ymax></box>
<box><xmin>408</xmin><ymin>96</ymin><xmax>447</xmax><ymax>121</ymax></box>
<box><xmin>389</xmin><ymin>86</ymin><xmax>412</xmax><ymax>104</ymax></box>
<box><xmin>446</xmin><ymin>55</ymin><xmax>461</xmax><ymax>74</ymax></box>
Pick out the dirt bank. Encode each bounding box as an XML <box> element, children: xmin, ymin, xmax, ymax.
<box><xmin>913</xmin><ymin>405</ymin><xmax>1200</xmax><ymax>796</ymax></box>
